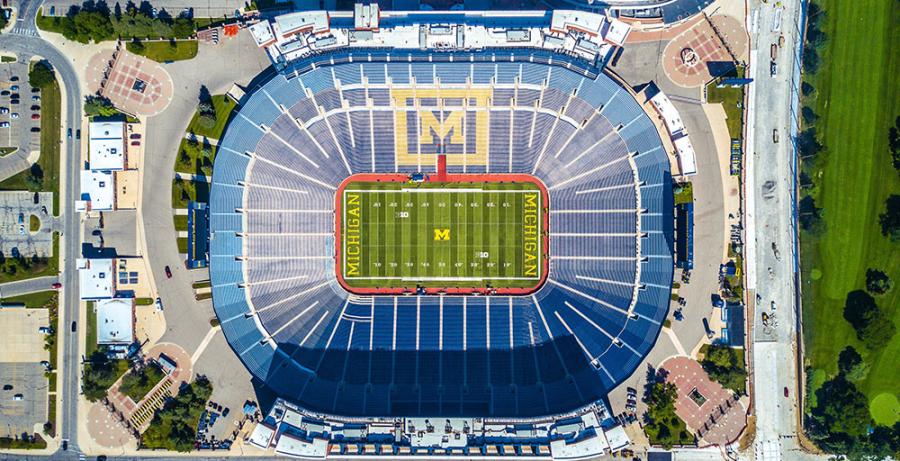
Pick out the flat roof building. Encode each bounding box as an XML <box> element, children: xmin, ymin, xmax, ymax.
<box><xmin>77</xmin><ymin>170</ymin><xmax>115</xmax><ymax>212</ymax></box>
<box><xmin>95</xmin><ymin>298</ymin><xmax>134</xmax><ymax>345</ymax></box>
<box><xmin>89</xmin><ymin>121</ymin><xmax>126</xmax><ymax>171</ymax></box>
<box><xmin>78</xmin><ymin>258</ymin><xmax>115</xmax><ymax>300</ymax></box>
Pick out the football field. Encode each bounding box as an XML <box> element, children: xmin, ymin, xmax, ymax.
<box><xmin>339</xmin><ymin>181</ymin><xmax>546</xmax><ymax>290</ymax></box>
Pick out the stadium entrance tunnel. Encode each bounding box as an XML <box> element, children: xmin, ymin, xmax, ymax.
<box><xmin>209</xmin><ymin>52</ymin><xmax>675</xmax><ymax>420</ymax></box>
<box><xmin>334</xmin><ymin>173</ymin><xmax>550</xmax><ymax>296</ymax></box>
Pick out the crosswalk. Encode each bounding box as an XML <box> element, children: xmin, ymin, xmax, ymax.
<box><xmin>10</xmin><ymin>25</ymin><xmax>39</xmax><ymax>36</ymax></box>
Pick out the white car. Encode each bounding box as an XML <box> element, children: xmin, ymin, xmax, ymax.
<box><xmin>0</xmin><ymin>107</ymin><xmax>7</xmax><ymax>114</ymax></box>
<box><xmin>0</xmin><ymin>122</ymin><xmax>8</xmax><ymax>128</ymax></box>
<box><xmin>155</xmin><ymin>297</ymin><xmax>164</xmax><ymax>311</ymax></box>
<box><xmin>10</xmin><ymin>113</ymin><xmax>18</xmax><ymax>119</ymax></box>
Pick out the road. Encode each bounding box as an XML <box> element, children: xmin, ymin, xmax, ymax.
<box><xmin>0</xmin><ymin>276</ymin><xmax>59</xmax><ymax>298</ymax></box>
<box><xmin>744</xmin><ymin>1</ymin><xmax>817</xmax><ymax>460</ymax></box>
<box><xmin>0</xmin><ymin>0</ymin><xmax>82</xmax><ymax>458</ymax></box>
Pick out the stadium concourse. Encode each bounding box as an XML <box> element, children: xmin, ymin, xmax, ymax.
<box><xmin>207</xmin><ymin>7</ymin><xmax>675</xmax><ymax>458</ymax></box>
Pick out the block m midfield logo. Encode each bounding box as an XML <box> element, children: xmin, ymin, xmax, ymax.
<box><xmin>392</xmin><ymin>88</ymin><xmax>489</xmax><ymax>166</ymax></box>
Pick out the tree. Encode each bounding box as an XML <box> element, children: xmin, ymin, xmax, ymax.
<box><xmin>83</xmin><ymin>95</ymin><xmax>120</xmax><ymax>117</ymax></box>
<box><xmin>812</xmin><ymin>375</ymin><xmax>871</xmax><ymax>438</ymax></box>
<box><xmin>799</xmin><ymin>195</ymin><xmax>825</xmax><ymax>235</ymax></box>
<box><xmin>843</xmin><ymin>290</ymin><xmax>896</xmax><ymax>350</ymax></box>
<box><xmin>643</xmin><ymin>381</ymin><xmax>694</xmax><ymax>448</ymax></box>
<box><xmin>837</xmin><ymin>346</ymin><xmax>870</xmax><ymax>382</ymax></box>
<box><xmin>700</xmin><ymin>345</ymin><xmax>746</xmax><ymax>393</ymax></box>
<box><xmin>865</xmin><ymin>268</ymin><xmax>892</xmax><ymax>295</ymax></box>
<box><xmin>28</xmin><ymin>62</ymin><xmax>55</xmax><ymax>89</ymax></box>
<box><xmin>879</xmin><ymin>194</ymin><xmax>900</xmax><ymax>241</ymax></box>
<box><xmin>801</xmin><ymin>106</ymin><xmax>818</xmax><ymax>125</ymax></box>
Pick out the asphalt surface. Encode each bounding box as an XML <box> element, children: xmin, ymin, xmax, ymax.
<box><xmin>745</xmin><ymin>1</ymin><xmax>819</xmax><ymax>460</ymax></box>
<box><xmin>0</xmin><ymin>276</ymin><xmax>59</xmax><ymax>298</ymax></box>
<box><xmin>1</xmin><ymin>1</ymin><xmax>83</xmax><ymax>457</ymax></box>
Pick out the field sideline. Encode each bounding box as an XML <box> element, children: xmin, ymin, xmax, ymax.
<box><xmin>800</xmin><ymin>0</ymin><xmax>900</xmax><ymax>424</ymax></box>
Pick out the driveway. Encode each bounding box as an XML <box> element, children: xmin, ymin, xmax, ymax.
<box><xmin>140</xmin><ymin>33</ymin><xmax>268</xmax><ymax>356</ymax></box>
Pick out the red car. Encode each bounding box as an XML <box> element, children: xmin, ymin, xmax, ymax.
<box><xmin>51</xmin><ymin>282</ymin><xmax>62</xmax><ymax>289</ymax></box>
<box><xmin>783</xmin><ymin>387</ymin><xmax>789</xmax><ymax>398</ymax></box>
<box><xmin>165</xmin><ymin>266</ymin><xmax>172</xmax><ymax>278</ymax></box>
<box><xmin>31</xmin><ymin>114</ymin><xmax>40</xmax><ymax>120</ymax></box>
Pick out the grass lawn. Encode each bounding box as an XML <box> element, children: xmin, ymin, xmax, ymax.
<box><xmin>192</xmin><ymin>280</ymin><xmax>211</xmax><ymax>289</ymax></box>
<box><xmin>674</xmin><ymin>181</ymin><xmax>693</xmax><ymax>205</ymax></box>
<box><xmin>118</xmin><ymin>363</ymin><xmax>165</xmax><ymax>403</ymax></box>
<box><xmin>0</xmin><ymin>71</ymin><xmax>61</xmax><ymax>215</ymax></box>
<box><xmin>4</xmin><ymin>290</ymin><xmax>57</xmax><ymax>308</ymax></box>
<box><xmin>46</xmin><ymin>393</ymin><xmax>56</xmax><ymax>437</ymax></box>
<box><xmin>800</xmin><ymin>0</ymin><xmax>900</xmax><ymax>426</ymax></box>
<box><xmin>135</xmin><ymin>297</ymin><xmax>154</xmax><ymax>306</ymax></box>
<box><xmin>34</xmin><ymin>9</ymin><xmax>67</xmax><ymax>34</ymax></box>
<box><xmin>126</xmin><ymin>40</ymin><xmax>198</xmax><ymax>62</ymax></box>
<box><xmin>0</xmin><ymin>435</ymin><xmax>47</xmax><ymax>449</ymax></box>
<box><xmin>186</xmin><ymin>95</ymin><xmax>236</xmax><ymax>140</ymax></box>
<box><xmin>175</xmin><ymin>137</ymin><xmax>216</xmax><ymax>176</ymax></box>
<box><xmin>706</xmin><ymin>66</ymin><xmax>746</xmax><ymax>140</ymax></box>
<box><xmin>172</xmin><ymin>178</ymin><xmax>210</xmax><ymax>208</ymax></box>
<box><xmin>0</xmin><ymin>56</ymin><xmax>16</xmax><ymax>63</ymax></box>
<box><xmin>173</xmin><ymin>215</ymin><xmax>188</xmax><ymax>231</ymax></box>
<box><xmin>85</xmin><ymin>302</ymin><xmax>97</xmax><ymax>358</ymax></box>
<box><xmin>177</xmin><ymin>237</ymin><xmax>189</xmax><ymax>254</ymax></box>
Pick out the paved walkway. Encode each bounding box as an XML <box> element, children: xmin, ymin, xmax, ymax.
<box><xmin>661</xmin><ymin>14</ymin><xmax>749</xmax><ymax>88</ymax></box>
<box><xmin>86</xmin><ymin>47</ymin><xmax>173</xmax><ymax>116</ymax></box>
<box><xmin>660</xmin><ymin>356</ymin><xmax>747</xmax><ymax>447</ymax></box>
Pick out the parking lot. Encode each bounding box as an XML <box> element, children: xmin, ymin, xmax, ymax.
<box><xmin>0</xmin><ymin>191</ymin><xmax>55</xmax><ymax>257</ymax></box>
<box><xmin>0</xmin><ymin>363</ymin><xmax>48</xmax><ymax>437</ymax></box>
<box><xmin>0</xmin><ymin>61</ymin><xmax>42</xmax><ymax>176</ymax></box>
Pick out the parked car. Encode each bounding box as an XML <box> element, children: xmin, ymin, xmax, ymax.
<box><xmin>31</xmin><ymin>114</ymin><xmax>39</xmax><ymax>120</ymax></box>
<box><xmin>10</xmin><ymin>112</ymin><xmax>17</xmax><ymax>119</ymax></box>
<box><xmin>0</xmin><ymin>90</ymin><xmax>8</xmax><ymax>96</ymax></box>
<box><xmin>2</xmin><ymin>384</ymin><xmax>12</xmax><ymax>390</ymax></box>
<box><xmin>31</xmin><ymin>87</ymin><xmax>40</xmax><ymax>93</ymax></box>
<box><xmin>131</xmin><ymin>140</ymin><xmax>140</xmax><ymax>146</ymax></box>
<box><xmin>154</xmin><ymin>297</ymin><xmax>164</xmax><ymax>311</ymax></box>
<box><xmin>31</xmin><ymin>95</ymin><xmax>40</xmax><ymax>102</ymax></box>
<box><xmin>0</xmin><ymin>107</ymin><xmax>7</xmax><ymax>114</ymax></box>
<box><xmin>9</xmin><ymin>85</ymin><xmax>18</xmax><ymax>91</ymax></box>
<box><xmin>10</xmin><ymin>93</ymin><xmax>18</xmax><ymax>99</ymax></box>
<box><xmin>52</xmin><ymin>282</ymin><xmax>62</xmax><ymax>289</ymax></box>
<box><xmin>130</xmin><ymin>133</ymin><xmax>141</xmax><ymax>139</ymax></box>
<box><xmin>0</xmin><ymin>122</ymin><xmax>9</xmax><ymax>128</ymax></box>
<box><xmin>30</xmin><ymin>126</ymin><xmax>40</xmax><ymax>132</ymax></box>
<box><xmin>165</xmin><ymin>266</ymin><xmax>172</xmax><ymax>278</ymax></box>
<box><xmin>30</xmin><ymin>105</ymin><xmax>40</xmax><ymax>111</ymax></box>
<box><xmin>40</xmin><ymin>361</ymin><xmax>50</xmax><ymax>369</ymax></box>
<box><xmin>10</xmin><ymin>75</ymin><xmax>18</xmax><ymax>81</ymax></box>
<box><xmin>9</xmin><ymin>99</ymin><xmax>18</xmax><ymax>105</ymax></box>
<box><xmin>12</xmin><ymin>394</ymin><xmax>23</xmax><ymax>401</ymax></box>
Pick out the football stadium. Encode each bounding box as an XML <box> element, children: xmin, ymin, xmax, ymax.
<box><xmin>210</xmin><ymin>7</ymin><xmax>674</xmax><ymax>457</ymax></box>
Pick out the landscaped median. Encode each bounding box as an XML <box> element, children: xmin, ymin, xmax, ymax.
<box><xmin>126</xmin><ymin>39</ymin><xmax>198</xmax><ymax>63</ymax></box>
<box><xmin>172</xmin><ymin>93</ymin><xmax>236</xmax><ymax>257</ymax></box>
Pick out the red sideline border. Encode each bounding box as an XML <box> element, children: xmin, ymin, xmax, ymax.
<box><xmin>334</xmin><ymin>173</ymin><xmax>550</xmax><ymax>296</ymax></box>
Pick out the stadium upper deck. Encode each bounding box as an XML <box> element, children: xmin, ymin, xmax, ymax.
<box><xmin>210</xmin><ymin>7</ymin><xmax>674</xmax><ymax>457</ymax></box>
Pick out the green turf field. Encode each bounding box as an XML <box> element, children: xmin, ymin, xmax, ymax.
<box><xmin>800</xmin><ymin>0</ymin><xmax>900</xmax><ymax>425</ymax></box>
<box><xmin>339</xmin><ymin>181</ymin><xmax>545</xmax><ymax>289</ymax></box>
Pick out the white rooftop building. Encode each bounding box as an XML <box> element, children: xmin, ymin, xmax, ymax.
<box><xmin>77</xmin><ymin>170</ymin><xmax>115</xmax><ymax>212</ymax></box>
<box><xmin>249</xmin><ymin>6</ymin><xmax>628</xmax><ymax>69</ymax></box>
<box><xmin>648</xmin><ymin>88</ymin><xmax>697</xmax><ymax>176</ymax></box>
<box><xmin>95</xmin><ymin>298</ymin><xmax>134</xmax><ymax>345</ymax></box>
<box><xmin>78</xmin><ymin>258</ymin><xmax>115</xmax><ymax>300</ymax></box>
<box><xmin>89</xmin><ymin>121</ymin><xmax>126</xmax><ymax>171</ymax></box>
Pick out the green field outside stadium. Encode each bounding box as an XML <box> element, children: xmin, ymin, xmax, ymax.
<box><xmin>339</xmin><ymin>181</ymin><xmax>545</xmax><ymax>289</ymax></box>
